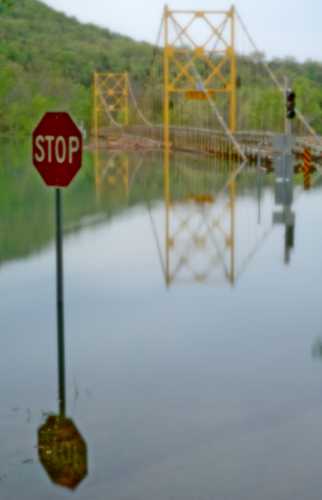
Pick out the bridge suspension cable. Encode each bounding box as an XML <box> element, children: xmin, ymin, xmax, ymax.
<box><xmin>128</xmin><ymin>78</ymin><xmax>154</xmax><ymax>128</ymax></box>
<box><xmin>96</xmin><ymin>85</ymin><xmax>123</xmax><ymax>129</ymax></box>
<box><xmin>126</xmin><ymin>14</ymin><xmax>164</xmax><ymax>128</ymax></box>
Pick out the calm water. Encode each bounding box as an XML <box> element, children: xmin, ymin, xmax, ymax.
<box><xmin>1</xmin><ymin>142</ymin><xmax>322</xmax><ymax>500</ymax></box>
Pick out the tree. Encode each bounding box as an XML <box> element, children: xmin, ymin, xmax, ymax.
<box><xmin>0</xmin><ymin>0</ymin><xmax>14</xmax><ymax>12</ymax></box>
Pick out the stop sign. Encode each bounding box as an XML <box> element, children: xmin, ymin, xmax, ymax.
<box><xmin>32</xmin><ymin>112</ymin><xmax>83</xmax><ymax>187</ymax></box>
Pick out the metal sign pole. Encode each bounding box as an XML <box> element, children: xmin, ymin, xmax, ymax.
<box><xmin>33</xmin><ymin>113</ymin><xmax>86</xmax><ymax>489</ymax></box>
<box><xmin>55</xmin><ymin>188</ymin><xmax>66</xmax><ymax>417</ymax></box>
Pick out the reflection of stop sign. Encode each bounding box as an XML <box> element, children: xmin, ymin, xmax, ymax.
<box><xmin>32</xmin><ymin>112</ymin><xmax>83</xmax><ymax>187</ymax></box>
<box><xmin>38</xmin><ymin>415</ymin><xmax>87</xmax><ymax>490</ymax></box>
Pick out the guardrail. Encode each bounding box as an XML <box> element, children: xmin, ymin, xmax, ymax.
<box><xmin>105</xmin><ymin>125</ymin><xmax>322</xmax><ymax>164</ymax></box>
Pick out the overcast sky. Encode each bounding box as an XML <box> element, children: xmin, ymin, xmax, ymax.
<box><xmin>42</xmin><ymin>0</ymin><xmax>320</xmax><ymax>62</ymax></box>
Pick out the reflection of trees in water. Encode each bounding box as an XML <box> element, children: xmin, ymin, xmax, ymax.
<box><xmin>312</xmin><ymin>338</ymin><xmax>322</xmax><ymax>359</ymax></box>
<box><xmin>2</xmin><ymin>145</ymin><xmax>316</xmax><ymax>268</ymax></box>
<box><xmin>0</xmin><ymin>149</ymin><xmax>162</xmax><ymax>265</ymax></box>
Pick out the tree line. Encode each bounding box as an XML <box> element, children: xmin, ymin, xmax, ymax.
<box><xmin>0</xmin><ymin>0</ymin><xmax>322</xmax><ymax>137</ymax></box>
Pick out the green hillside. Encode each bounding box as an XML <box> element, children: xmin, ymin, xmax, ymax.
<box><xmin>0</xmin><ymin>0</ymin><xmax>154</xmax><ymax>136</ymax></box>
<box><xmin>0</xmin><ymin>0</ymin><xmax>322</xmax><ymax>136</ymax></box>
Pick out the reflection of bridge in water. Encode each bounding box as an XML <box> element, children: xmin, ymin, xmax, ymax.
<box><xmin>94</xmin><ymin>149</ymin><xmax>311</xmax><ymax>288</ymax></box>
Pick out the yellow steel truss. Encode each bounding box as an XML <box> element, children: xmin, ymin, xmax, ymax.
<box><xmin>93</xmin><ymin>72</ymin><xmax>129</xmax><ymax>138</ymax></box>
<box><xmin>163</xmin><ymin>5</ymin><xmax>237</xmax><ymax>146</ymax></box>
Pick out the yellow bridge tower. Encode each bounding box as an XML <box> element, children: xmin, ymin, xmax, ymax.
<box><xmin>93</xmin><ymin>72</ymin><xmax>129</xmax><ymax>142</ymax></box>
<box><xmin>163</xmin><ymin>5</ymin><xmax>237</xmax><ymax>149</ymax></box>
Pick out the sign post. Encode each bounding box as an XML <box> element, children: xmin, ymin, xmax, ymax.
<box><xmin>32</xmin><ymin>112</ymin><xmax>83</xmax><ymax>412</ymax></box>
<box><xmin>33</xmin><ymin>113</ymin><xmax>87</xmax><ymax>489</ymax></box>
<box><xmin>55</xmin><ymin>187</ymin><xmax>65</xmax><ymax>416</ymax></box>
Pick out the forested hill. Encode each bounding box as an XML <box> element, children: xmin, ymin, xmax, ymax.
<box><xmin>1</xmin><ymin>0</ymin><xmax>322</xmax><ymax>137</ymax></box>
<box><xmin>0</xmin><ymin>0</ymin><xmax>154</xmax><ymax>136</ymax></box>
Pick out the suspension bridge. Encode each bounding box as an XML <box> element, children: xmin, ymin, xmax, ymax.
<box><xmin>92</xmin><ymin>5</ymin><xmax>322</xmax><ymax>288</ymax></box>
<box><xmin>92</xmin><ymin>5</ymin><xmax>322</xmax><ymax>173</ymax></box>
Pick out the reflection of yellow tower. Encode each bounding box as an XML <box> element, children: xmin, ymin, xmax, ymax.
<box><xmin>163</xmin><ymin>5</ymin><xmax>237</xmax><ymax>150</ymax></box>
<box><xmin>163</xmin><ymin>146</ymin><xmax>236</xmax><ymax>287</ymax></box>
<box><xmin>94</xmin><ymin>150</ymin><xmax>129</xmax><ymax>201</ymax></box>
<box><xmin>93</xmin><ymin>72</ymin><xmax>129</xmax><ymax>144</ymax></box>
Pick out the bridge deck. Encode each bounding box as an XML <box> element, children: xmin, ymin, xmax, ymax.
<box><xmin>95</xmin><ymin>126</ymin><xmax>322</xmax><ymax>171</ymax></box>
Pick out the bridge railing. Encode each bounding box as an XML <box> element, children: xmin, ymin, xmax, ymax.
<box><xmin>113</xmin><ymin>125</ymin><xmax>322</xmax><ymax>163</ymax></box>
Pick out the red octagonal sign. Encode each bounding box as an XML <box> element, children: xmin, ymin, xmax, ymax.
<box><xmin>32</xmin><ymin>112</ymin><xmax>83</xmax><ymax>187</ymax></box>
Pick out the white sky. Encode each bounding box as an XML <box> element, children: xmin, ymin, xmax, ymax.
<box><xmin>42</xmin><ymin>0</ymin><xmax>321</xmax><ymax>62</ymax></box>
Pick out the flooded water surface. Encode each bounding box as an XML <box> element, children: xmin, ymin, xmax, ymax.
<box><xmin>1</xmin><ymin>142</ymin><xmax>322</xmax><ymax>500</ymax></box>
